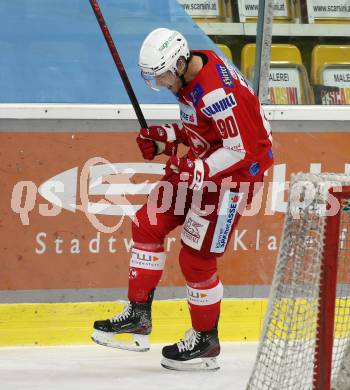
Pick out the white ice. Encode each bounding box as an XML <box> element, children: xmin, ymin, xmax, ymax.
<box><xmin>0</xmin><ymin>342</ymin><xmax>258</xmax><ymax>390</ymax></box>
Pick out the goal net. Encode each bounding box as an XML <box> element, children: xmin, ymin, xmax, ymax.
<box><xmin>246</xmin><ymin>173</ymin><xmax>350</xmax><ymax>390</ymax></box>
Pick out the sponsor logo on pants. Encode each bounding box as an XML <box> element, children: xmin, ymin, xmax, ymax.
<box><xmin>181</xmin><ymin>210</ymin><xmax>209</xmax><ymax>250</ymax></box>
<box><xmin>211</xmin><ymin>192</ymin><xmax>243</xmax><ymax>253</ymax></box>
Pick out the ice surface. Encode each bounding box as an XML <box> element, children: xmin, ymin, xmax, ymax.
<box><xmin>0</xmin><ymin>343</ymin><xmax>258</xmax><ymax>390</ymax></box>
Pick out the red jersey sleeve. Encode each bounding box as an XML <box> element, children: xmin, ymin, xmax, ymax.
<box><xmin>197</xmin><ymin>76</ymin><xmax>272</xmax><ymax>180</ymax></box>
<box><xmin>178</xmin><ymin>50</ymin><xmax>273</xmax><ymax>182</ymax></box>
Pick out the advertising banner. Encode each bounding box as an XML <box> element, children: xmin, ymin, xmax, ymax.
<box><xmin>268</xmin><ymin>68</ymin><xmax>302</xmax><ymax>104</ymax></box>
<box><xmin>1</xmin><ymin>131</ymin><xmax>350</xmax><ymax>291</ymax></box>
<box><xmin>323</xmin><ymin>67</ymin><xmax>350</xmax><ymax>104</ymax></box>
<box><xmin>238</xmin><ymin>0</ymin><xmax>289</xmax><ymax>19</ymax></box>
<box><xmin>178</xmin><ymin>0</ymin><xmax>220</xmax><ymax>17</ymax></box>
<box><xmin>307</xmin><ymin>0</ymin><xmax>350</xmax><ymax>21</ymax></box>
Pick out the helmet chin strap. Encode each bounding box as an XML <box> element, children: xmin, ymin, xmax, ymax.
<box><xmin>176</xmin><ymin>54</ymin><xmax>192</xmax><ymax>89</ymax></box>
<box><xmin>179</xmin><ymin>74</ymin><xmax>187</xmax><ymax>88</ymax></box>
<box><xmin>176</xmin><ymin>54</ymin><xmax>192</xmax><ymax>88</ymax></box>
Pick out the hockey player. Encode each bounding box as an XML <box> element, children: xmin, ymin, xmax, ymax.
<box><xmin>92</xmin><ymin>28</ymin><xmax>273</xmax><ymax>371</ymax></box>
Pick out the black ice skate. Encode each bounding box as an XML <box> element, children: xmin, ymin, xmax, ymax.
<box><xmin>161</xmin><ymin>327</ymin><xmax>220</xmax><ymax>371</ymax></box>
<box><xmin>91</xmin><ymin>290</ymin><xmax>154</xmax><ymax>352</ymax></box>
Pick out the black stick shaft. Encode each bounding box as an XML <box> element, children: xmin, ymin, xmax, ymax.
<box><xmin>88</xmin><ymin>0</ymin><xmax>148</xmax><ymax>128</ymax></box>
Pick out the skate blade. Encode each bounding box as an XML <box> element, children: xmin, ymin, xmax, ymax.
<box><xmin>91</xmin><ymin>330</ymin><xmax>150</xmax><ymax>352</ymax></box>
<box><xmin>161</xmin><ymin>357</ymin><xmax>220</xmax><ymax>371</ymax></box>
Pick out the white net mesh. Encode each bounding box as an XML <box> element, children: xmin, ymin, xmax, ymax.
<box><xmin>246</xmin><ymin>173</ymin><xmax>350</xmax><ymax>390</ymax></box>
<box><xmin>333</xmin><ymin>197</ymin><xmax>350</xmax><ymax>390</ymax></box>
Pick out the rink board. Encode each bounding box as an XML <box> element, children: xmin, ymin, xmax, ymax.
<box><xmin>2</xmin><ymin>130</ymin><xmax>350</xmax><ymax>294</ymax></box>
<box><xmin>0</xmin><ymin>299</ymin><xmax>267</xmax><ymax>346</ymax></box>
<box><xmin>1</xmin><ymin>108</ymin><xmax>350</xmax><ymax>347</ymax></box>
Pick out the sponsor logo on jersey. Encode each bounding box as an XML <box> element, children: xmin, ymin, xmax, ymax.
<box><xmin>219</xmin><ymin>55</ymin><xmax>239</xmax><ymax>80</ymax></box>
<box><xmin>229</xmin><ymin>67</ymin><xmax>239</xmax><ymax>80</ymax></box>
<box><xmin>249</xmin><ymin>162</ymin><xmax>261</xmax><ymax>177</ymax></box>
<box><xmin>226</xmin><ymin>142</ymin><xmax>243</xmax><ymax>152</ymax></box>
<box><xmin>219</xmin><ymin>55</ymin><xmax>255</xmax><ymax>93</ymax></box>
<box><xmin>179</xmin><ymin>102</ymin><xmax>198</xmax><ymax>125</ymax></box>
<box><xmin>201</xmin><ymin>92</ymin><xmax>236</xmax><ymax>117</ymax></box>
<box><xmin>184</xmin><ymin>127</ymin><xmax>210</xmax><ymax>158</ymax></box>
<box><xmin>211</xmin><ymin>192</ymin><xmax>243</xmax><ymax>253</ymax></box>
<box><xmin>188</xmin><ymin>83</ymin><xmax>204</xmax><ymax>106</ymax></box>
<box><xmin>216</xmin><ymin>64</ymin><xmax>234</xmax><ymax>88</ymax></box>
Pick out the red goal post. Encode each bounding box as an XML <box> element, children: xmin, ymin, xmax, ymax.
<box><xmin>247</xmin><ymin>173</ymin><xmax>350</xmax><ymax>390</ymax></box>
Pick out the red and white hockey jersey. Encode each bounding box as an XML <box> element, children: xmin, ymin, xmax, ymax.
<box><xmin>177</xmin><ymin>50</ymin><xmax>273</xmax><ymax>182</ymax></box>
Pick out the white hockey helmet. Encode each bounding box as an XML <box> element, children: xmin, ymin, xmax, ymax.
<box><xmin>139</xmin><ymin>28</ymin><xmax>190</xmax><ymax>90</ymax></box>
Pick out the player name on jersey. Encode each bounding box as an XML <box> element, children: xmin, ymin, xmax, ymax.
<box><xmin>201</xmin><ymin>93</ymin><xmax>236</xmax><ymax>117</ymax></box>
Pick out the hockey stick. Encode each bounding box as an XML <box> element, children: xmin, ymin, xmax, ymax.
<box><xmin>88</xmin><ymin>0</ymin><xmax>148</xmax><ymax>128</ymax></box>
